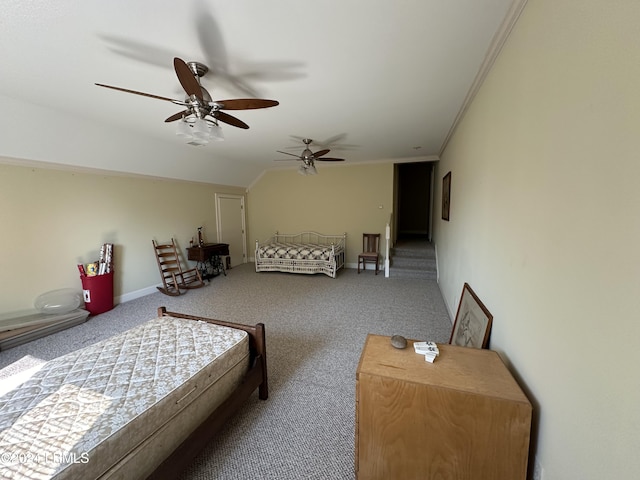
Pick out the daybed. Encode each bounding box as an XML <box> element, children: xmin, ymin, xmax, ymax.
<box><xmin>255</xmin><ymin>231</ymin><xmax>346</xmax><ymax>278</ymax></box>
<box><xmin>0</xmin><ymin>307</ymin><xmax>268</xmax><ymax>480</ymax></box>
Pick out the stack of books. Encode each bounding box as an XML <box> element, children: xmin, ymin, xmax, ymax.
<box><xmin>414</xmin><ymin>341</ymin><xmax>440</xmax><ymax>363</ymax></box>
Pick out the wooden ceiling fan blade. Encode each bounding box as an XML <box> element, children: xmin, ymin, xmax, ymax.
<box><xmin>276</xmin><ymin>150</ymin><xmax>302</xmax><ymax>158</ymax></box>
<box><xmin>313</xmin><ymin>149</ymin><xmax>330</xmax><ymax>157</ymax></box>
<box><xmin>214</xmin><ymin>111</ymin><xmax>249</xmax><ymax>129</ymax></box>
<box><xmin>316</xmin><ymin>157</ymin><xmax>345</xmax><ymax>162</ymax></box>
<box><xmin>95</xmin><ymin>83</ymin><xmax>178</xmax><ymax>103</ymax></box>
<box><xmin>174</xmin><ymin>57</ymin><xmax>203</xmax><ymax>99</ymax></box>
<box><xmin>215</xmin><ymin>99</ymin><xmax>279</xmax><ymax>110</ymax></box>
<box><xmin>165</xmin><ymin>111</ymin><xmax>190</xmax><ymax>123</ymax></box>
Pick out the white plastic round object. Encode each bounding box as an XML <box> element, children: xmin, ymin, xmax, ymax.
<box><xmin>34</xmin><ymin>288</ymin><xmax>82</xmax><ymax>314</ymax></box>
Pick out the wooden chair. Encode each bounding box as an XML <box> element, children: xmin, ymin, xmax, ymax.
<box><xmin>358</xmin><ymin>233</ymin><xmax>381</xmax><ymax>275</ymax></box>
<box><xmin>152</xmin><ymin>239</ymin><xmax>205</xmax><ymax>296</ymax></box>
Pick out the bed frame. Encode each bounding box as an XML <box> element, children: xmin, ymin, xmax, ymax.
<box><xmin>0</xmin><ymin>307</ymin><xmax>269</xmax><ymax>480</ymax></box>
<box><xmin>148</xmin><ymin>306</ymin><xmax>268</xmax><ymax>479</ymax></box>
<box><xmin>255</xmin><ymin>231</ymin><xmax>346</xmax><ymax>278</ymax></box>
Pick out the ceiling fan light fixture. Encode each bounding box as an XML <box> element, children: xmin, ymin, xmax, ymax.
<box><xmin>275</xmin><ymin>137</ymin><xmax>345</xmax><ymax>174</ymax></box>
<box><xmin>210</xmin><ymin>123</ymin><xmax>224</xmax><ymax>141</ymax></box>
<box><xmin>177</xmin><ymin>116</ymin><xmax>223</xmax><ymax>146</ymax></box>
<box><xmin>192</xmin><ymin>118</ymin><xmax>210</xmax><ymax>140</ymax></box>
<box><xmin>187</xmin><ymin>137</ymin><xmax>209</xmax><ymax>146</ymax></box>
<box><xmin>176</xmin><ymin>118</ymin><xmax>192</xmax><ymax>139</ymax></box>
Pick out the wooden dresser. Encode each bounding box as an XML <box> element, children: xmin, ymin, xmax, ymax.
<box><xmin>355</xmin><ymin>334</ymin><xmax>532</xmax><ymax>480</ymax></box>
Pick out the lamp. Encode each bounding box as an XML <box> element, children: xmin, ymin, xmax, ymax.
<box><xmin>175</xmin><ymin>115</ymin><xmax>224</xmax><ymax>146</ymax></box>
<box><xmin>210</xmin><ymin>123</ymin><xmax>224</xmax><ymax>141</ymax></box>
<box><xmin>192</xmin><ymin>118</ymin><xmax>210</xmax><ymax>140</ymax></box>
<box><xmin>176</xmin><ymin>119</ymin><xmax>192</xmax><ymax>138</ymax></box>
<box><xmin>298</xmin><ymin>162</ymin><xmax>317</xmax><ymax>176</ymax></box>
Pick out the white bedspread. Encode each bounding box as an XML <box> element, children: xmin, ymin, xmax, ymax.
<box><xmin>0</xmin><ymin>316</ymin><xmax>248</xmax><ymax>479</ymax></box>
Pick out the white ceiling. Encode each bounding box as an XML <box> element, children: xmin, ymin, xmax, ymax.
<box><xmin>0</xmin><ymin>0</ymin><xmax>522</xmax><ymax>187</ymax></box>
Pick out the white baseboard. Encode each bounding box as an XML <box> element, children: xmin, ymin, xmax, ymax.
<box><xmin>116</xmin><ymin>285</ymin><xmax>159</xmax><ymax>305</ymax></box>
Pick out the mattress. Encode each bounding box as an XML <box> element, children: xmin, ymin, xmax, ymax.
<box><xmin>0</xmin><ymin>316</ymin><xmax>249</xmax><ymax>480</ymax></box>
<box><xmin>257</xmin><ymin>242</ymin><xmax>342</xmax><ymax>261</ymax></box>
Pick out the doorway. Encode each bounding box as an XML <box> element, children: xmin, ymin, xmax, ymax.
<box><xmin>215</xmin><ymin>194</ymin><xmax>247</xmax><ymax>267</ymax></box>
<box><xmin>394</xmin><ymin>162</ymin><xmax>434</xmax><ymax>242</ymax></box>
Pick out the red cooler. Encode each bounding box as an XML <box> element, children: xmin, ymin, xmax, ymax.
<box><xmin>81</xmin><ymin>272</ymin><xmax>114</xmax><ymax>315</ymax></box>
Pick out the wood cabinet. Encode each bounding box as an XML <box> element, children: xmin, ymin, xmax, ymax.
<box><xmin>355</xmin><ymin>334</ymin><xmax>532</xmax><ymax>480</ymax></box>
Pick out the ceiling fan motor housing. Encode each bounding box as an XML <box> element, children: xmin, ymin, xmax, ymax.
<box><xmin>187</xmin><ymin>61</ymin><xmax>209</xmax><ymax>78</ymax></box>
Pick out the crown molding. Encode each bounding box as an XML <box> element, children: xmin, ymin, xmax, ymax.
<box><xmin>439</xmin><ymin>0</ymin><xmax>529</xmax><ymax>156</ymax></box>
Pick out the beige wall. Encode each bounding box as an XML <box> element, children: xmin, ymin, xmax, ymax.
<box><xmin>0</xmin><ymin>161</ymin><xmax>244</xmax><ymax>313</ymax></box>
<box><xmin>0</xmin><ymin>159</ymin><xmax>392</xmax><ymax>315</ymax></box>
<box><xmin>433</xmin><ymin>0</ymin><xmax>640</xmax><ymax>478</ymax></box>
<box><xmin>248</xmin><ymin>163</ymin><xmax>394</xmax><ymax>265</ymax></box>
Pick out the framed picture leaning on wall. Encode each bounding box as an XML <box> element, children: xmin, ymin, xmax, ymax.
<box><xmin>449</xmin><ymin>282</ymin><xmax>493</xmax><ymax>349</ymax></box>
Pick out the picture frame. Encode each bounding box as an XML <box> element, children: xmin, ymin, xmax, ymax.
<box><xmin>449</xmin><ymin>283</ymin><xmax>493</xmax><ymax>349</ymax></box>
<box><xmin>442</xmin><ymin>171</ymin><xmax>451</xmax><ymax>221</ymax></box>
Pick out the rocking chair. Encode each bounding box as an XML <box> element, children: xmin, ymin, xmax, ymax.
<box><xmin>152</xmin><ymin>239</ymin><xmax>205</xmax><ymax>296</ymax></box>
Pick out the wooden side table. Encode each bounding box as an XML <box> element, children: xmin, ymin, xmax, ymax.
<box><xmin>355</xmin><ymin>334</ymin><xmax>532</xmax><ymax>480</ymax></box>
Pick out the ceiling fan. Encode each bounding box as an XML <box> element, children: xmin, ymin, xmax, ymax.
<box><xmin>276</xmin><ymin>138</ymin><xmax>345</xmax><ymax>175</ymax></box>
<box><xmin>95</xmin><ymin>57</ymin><xmax>279</xmax><ymax>145</ymax></box>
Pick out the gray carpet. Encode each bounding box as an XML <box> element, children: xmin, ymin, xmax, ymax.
<box><xmin>0</xmin><ymin>264</ymin><xmax>452</xmax><ymax>479</ymax></box>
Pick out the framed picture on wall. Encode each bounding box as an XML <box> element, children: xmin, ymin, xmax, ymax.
<box><xmin>442</xmin><ymin>171</ymin><xmax>451</xmax><ymax>221</ymax></box>
<box><xmin>449</xmin><ymin>283</ymin><xmax>493</xmax><ymax>349</ymax></box>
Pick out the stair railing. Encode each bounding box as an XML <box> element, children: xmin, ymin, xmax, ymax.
<box><xmin>384</xmin><ymin>218</ymin><xmax>391</xmax><ymax>277</ymax></box>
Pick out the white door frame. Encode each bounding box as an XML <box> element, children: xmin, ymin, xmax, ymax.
<box><xmin>214</xmin><ymin>193</ymin><xmax>247</xmax><ymax>264</ymax></box>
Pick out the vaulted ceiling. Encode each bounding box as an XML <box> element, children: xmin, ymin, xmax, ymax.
<box><xmin>0</xmin><ymin>0</ymin><xmax>523</xmax><ymax>187</ymax></box>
